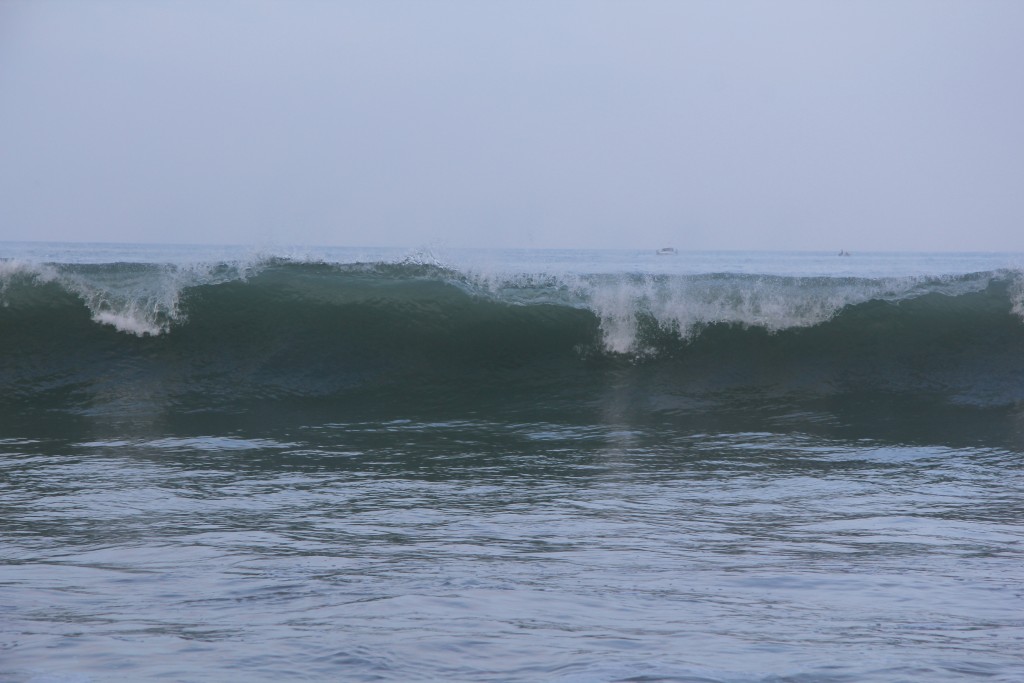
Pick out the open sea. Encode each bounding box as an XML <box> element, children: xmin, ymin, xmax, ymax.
<box><xmin>2</xmin><ymin>242</ymin><xmax>1023</xmax><ymax>682</ymax></box>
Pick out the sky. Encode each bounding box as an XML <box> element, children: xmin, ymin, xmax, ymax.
<box><xmin>1</xmin><ymin>0</ymin><xmax>1023</xmax><ymax>251</ymax></box>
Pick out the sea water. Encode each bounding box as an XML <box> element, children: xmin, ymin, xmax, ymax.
<box><xmin>2</xmin><ymin>243</ymin><xmax>1023</xmax><ymax>682</ymax></box>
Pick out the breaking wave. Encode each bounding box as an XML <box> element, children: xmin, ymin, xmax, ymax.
<box><xmin>2</xmin><ymin>257</ymin><xmax>1024</xmax><ymax>412</ymax></box>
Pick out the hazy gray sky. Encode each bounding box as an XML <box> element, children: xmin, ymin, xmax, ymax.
<box><xmin>2</xmin><ymin>1</ymin><xmax>1023</xmax><ymax>251</ymax></box>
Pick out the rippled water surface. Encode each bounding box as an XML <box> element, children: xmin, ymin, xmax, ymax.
<box><xmin>4</xmin><ymin>417</ymin><xmax>1023</xmax><ymax>682</ymax></box>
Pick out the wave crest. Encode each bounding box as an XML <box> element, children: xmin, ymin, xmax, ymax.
<box><xmin>3</xmin><ymin>257</ymin><xmax>1024</xmax><ymax>410</ymax></box>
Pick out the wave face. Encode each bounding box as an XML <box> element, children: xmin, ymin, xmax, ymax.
<box><xmin>3</xmin><ymin>257</ymin><xmax>1024</xmax><ymax>418</ymax></box>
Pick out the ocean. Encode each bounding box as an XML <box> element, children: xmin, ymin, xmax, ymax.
<box><xmin>2</xmin><ymin>242</ymin><xmax>1023</xmax><ymax>682</ymax></box>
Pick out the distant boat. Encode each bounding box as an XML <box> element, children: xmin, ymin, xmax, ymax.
<box><xmin>838</xmin><ymin>250</ymin><xmax>852</xmax><ymax>256</ymax></box>
<box><xmin>656</xmin><ymin>247</ymin><xmax>678</xmax><ymax>255</ymax></box>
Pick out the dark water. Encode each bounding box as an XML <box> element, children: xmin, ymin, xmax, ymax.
<box><xmin>2</xmin><ymin>246</ymin><xmax>1023</xmax><ymax>681</ymax></box>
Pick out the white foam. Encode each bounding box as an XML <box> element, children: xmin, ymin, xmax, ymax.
<box><xmin>462</xmin><ymin>268</ymin><xmax>955</xmax><ymax>355</ymax></box>
<box><xmin>0</xmin><ymin>259</ymin><xmax>59</xmax><ymax>288</ymax></box>
<box><xmin>57</xmin><ymin>259</ymin><xmax>265</xmax><ymax>336</ymax></box>
<box><xmin>1008</xmin><ymin>270</ymin><xmax>1024</xmax><ymax>321</ymax></box>
<box><xmin>90</xmin><ymin>310</ymin><xmax>165</xmax><ymax>336</ymax></box>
